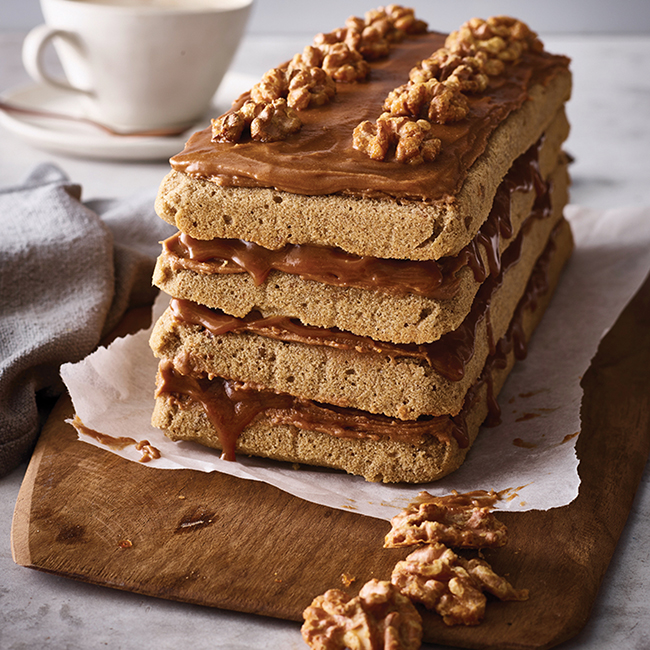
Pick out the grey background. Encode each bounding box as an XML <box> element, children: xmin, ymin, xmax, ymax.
<box><xmin>1</xmin><ymin>0</ymin><xmax>650</xmax><ymax>34</ymax></box>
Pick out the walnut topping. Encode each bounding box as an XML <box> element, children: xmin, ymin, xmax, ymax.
<box><xmin>362</xmin><ymin>5</ymin><xmax>428</xmax><ymax>41</ymax></box>
<box><xmin>301</xmin><ymin>579</ymin><xmax>422</xmax><ymax>650</ymax></box>
<box><xmin>250</xmin><ymin>99</ymin><xmax>302</xmax><ymax>141</ymax></box>
<box><xmin>291</xmin><ymin>45</ymin><xmax>324</xmax><ymax>69</ymax></box>
<box><xmin>380</xmin><ymin>5</ymin><xmax>429</xmax><ymax>36</ymax></box>
<box><xmin>409</xmin><ymin>49</ymin><xmax>464</xmax><ymax>84</ymax></box>
<box><xmin>383</xmin><ymin>79</ymin><xmax>469</xmax><ymax>124</ymax></box>
<box><xmin>211</xmin><ymin>98</ymin><xmax>301</xmax><ymax>143</ymax></box>
<box><xmin>288</xmin><ymin>67</ymin><xmax>337</xmax><ymax>109</ymax></box>
<box><xmin>384</xmin><ymin>491</ymin><xmax>508</xmax><ymax>549</ymax></box>
<box><xmin>321</xmin><ymin>42</ymin><xmax>371</xmax><ymax>83</ymax></box>
<box><xmin>391</xmin><ymin>544</ymin><xmax>528</xmax><ymax>626</ymax></box>
<box><xmin>211</xmin><ymin>39</ymin><xmax>338</xmax><ymax>143</ymax></box>
<box><xmin>315</xmin><ymin>5</ymin><xmax>428</xmax><ymax>63</ymax></box>
<box><xmin>250</xmin><ymin>68</ymin><xmax>285</xmax><ymax>104</ymax></box>
<box><xmin>313</xmin><ymin>27</ymin><xmax>359</xmax><ymax>54</ymax></box>
<box><xmin>314</xmin><ymin>24</ymin><xmax>391</xmax><ymax>62</ymax></box>
<box><xmin>353</xmin><ymin>114</ymin><xmax>441</xmax><ymax>164</ymax></box>
<box><xmin>356</xmin><ymin>20</ymin><xmax>393</xmax><ymax>60</ymax></box>
<box><xmin>464</xmin><ymin>557</ymin><xmax>529</xmax><ymax>601</ymax></box>
<box><xmin>445</xmin><ymin>16</ymin><xmax>543</xmax><ymax>64</ymax></box>
<box><xmin>409</xmin><ymin>49</ymin><xmax>498</xmax><ymax>93</ymax></box>
<box><xmin>354</xmin><ymin>14</ymin><xmax>545</xmax><ymax>163</ymax></box>
<box><xmin>212</xmin><ymin>6</ymin><xmax>428</xmax><ymax>144</ymax></box>
<box><xmin>298</xmin><ymin>42</ymin><xmax>370</xmax><ymax>83</ymax></box>
<box><xmin>250</xmin><ymin>64</ymin><xmax>337</xmax><ymax>110</ymax></box>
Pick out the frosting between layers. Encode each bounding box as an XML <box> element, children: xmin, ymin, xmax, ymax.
<box><xmin>170</xmin><ymin>32</ymin><xmax>569</xmax><ymax>202</ymax></box>
<box><xmin>155</xmin><ymin>218</ymin><xmax>565</xmax><ymax>463</ymax></box>
<box><xmin>161</xmin><ymin>138</ymin><xmax>546</xmax><ymax>299</ymax></box>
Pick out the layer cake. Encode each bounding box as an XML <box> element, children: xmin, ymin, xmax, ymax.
<box><xmin>149</xmin><ymin>8</ymin><xmax>573</xmax><ymax>483</ymax></box>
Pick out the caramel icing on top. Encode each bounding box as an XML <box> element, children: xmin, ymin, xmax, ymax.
<box><xmin>170</xmin><ymin>32</ymin><xmax>568</xmax><ymax>202</ymax></box>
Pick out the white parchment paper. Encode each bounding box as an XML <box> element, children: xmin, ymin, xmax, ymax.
<box><xmin>60</xmin><ymin>205</ymin><xmax>650</xmax><ymax>521</ymax></box>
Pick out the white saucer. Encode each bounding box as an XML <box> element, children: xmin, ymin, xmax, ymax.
<box><xmin>0</xmin><ymin>83</ymin><xmax>202</xmax><ymax>162</ymax></box>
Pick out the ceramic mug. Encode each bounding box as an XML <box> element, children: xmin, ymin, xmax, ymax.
<box><xmin>22</xmin><ymin>0</ymin><xmax>253</xmax><ymax>131</ymax></box>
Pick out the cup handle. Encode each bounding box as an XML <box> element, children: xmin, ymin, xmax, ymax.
<box><xmin>22</xmin><ymin>24</ymin><xmax>91</xmax><ymax>95</ymax></box>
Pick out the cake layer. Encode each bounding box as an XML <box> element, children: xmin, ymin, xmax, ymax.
<box><xmin>151</xmin><ymin>218</ymin><xmax>574</xmax><ymax>483</ymax></box>
<box><xmin>155</xmin><ymin>32</ymin><xmax>570</xmax><ymax>261</ymax></box>
<box><xmin>153</xmin><ymin>154</ymin><xmax>568</xmax><ymax>346</ymax></box>
<box><xmin>151</xmin><ymin>160</ymin><xmax>568</xmax><ymax>420</ymax></box>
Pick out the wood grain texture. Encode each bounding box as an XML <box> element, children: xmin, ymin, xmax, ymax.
<box><xmin>11</xmin><ymin>272</ymin><xmax>650</xmax><ymax>650</ymax></box>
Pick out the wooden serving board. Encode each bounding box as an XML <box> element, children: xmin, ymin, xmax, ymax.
<box><xmin>11</xmin><ymin>271</ymin><xmax>650</xmax><ymax>650</ymax></box>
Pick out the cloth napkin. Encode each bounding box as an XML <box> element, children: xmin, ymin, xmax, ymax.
<box><xmin>0</xmin><ymin>163</ymin><xmax>175</xmax><ymax>477</ymax></box>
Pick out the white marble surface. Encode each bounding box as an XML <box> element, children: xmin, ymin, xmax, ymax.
<box><xmin>1</xmin><ymin>30</ymin><xmax>650</xmax><ymax>650</ymax></box>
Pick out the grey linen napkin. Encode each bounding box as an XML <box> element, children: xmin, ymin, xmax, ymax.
<box><xmin>0</xmin><ymin>163</ymin><xmax>175</xmax><ymax>477</ymax></box>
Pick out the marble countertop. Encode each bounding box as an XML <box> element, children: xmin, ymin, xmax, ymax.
<box><xmin>1</xmin><ymin>30</ymin><xmax>649</xmax><ymax>650</ymax></box>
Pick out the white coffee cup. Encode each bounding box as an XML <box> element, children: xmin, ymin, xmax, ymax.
<box><xmin>22</xmin><ymin>0</ymin><xmax>253</xmax><ymax>131</ymax></box>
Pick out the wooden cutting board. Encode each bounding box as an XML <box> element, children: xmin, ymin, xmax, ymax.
<box><xmin>11</xmin><ymin>270</ymin><xmax>650</xmax><ymax>650</ymax></box>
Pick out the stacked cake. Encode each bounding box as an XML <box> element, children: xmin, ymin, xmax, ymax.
<box><xmin>149</xmin><ymin>8</ymin><xmax>573</xmax><ymax>483</ymax></box>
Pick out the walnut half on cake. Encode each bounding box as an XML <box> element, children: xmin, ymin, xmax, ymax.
<box><xmin>149</xmin><ymin>7</ymin><xmax>573</xmax><ymax>483</ymax></box>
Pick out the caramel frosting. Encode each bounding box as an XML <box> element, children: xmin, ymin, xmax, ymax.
<box><xmin>170</xmin><ymin>32</ymin><xmax>568</xmax><ymax>202</ymax></box>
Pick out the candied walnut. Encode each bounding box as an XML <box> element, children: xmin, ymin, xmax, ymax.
<box><xmin>314</xmin><ymin>27</ymin><xmax>358</xmax><ymax>52</ymax></box>
<box><xmin>364</xmin><ymin>5</ymin><xmax>427</xmax><ymax>41</ymax></box>
<box><xmin>301</xmin><ymin>579</ymin><xmax>422</xmax><ymax>650</ymax></box>
<box><xmin>211</xmin><ymin>111</ymin><xmax>246</xmax><ymax>143</ymax></box>
<box><xmin>353</xmin><ymin>119</ymin><xmax>391</xmax><ymax>161</ymax></box>
<box><xmin>384</xmin><ymin>490</ymin><xmax>507</xmax><ymax>549</ymax></box>
<box><xmin>344</xmin><ymin>16</ymin><xmax>366</xmax><ymax>33</ymax></box>
<box><xmin>315</xmin><ymin>24</ymin><xmax>388</xmax><ymax>61</ymax></box>
<box><xmin>409</xmin><ymin>48</ymin><xmax>463</xmax><ymax>84</ymax></box>
<box><xmin>353</xmin><ymin>114</ymin><xmax>441</xmax><ymax>165</ymax></box>
<box><xmin>391</xmin><ymin>544</ymin><xmax>528</xmax><ymax>627</ymax></box>
<box><xmin>483</xmin><ymin>15</ymin><xmax>544</xmax><ymax>53</ymax></box>
<box><xmin>249</xmin><ymin>98</ymin><xmax>302</xmax><ymax>142</ymax></box>
<box><xmin>445</xmin><ymin>15</ymin><xmax>543</xmax><ymax>64</ymax></box>
<box><xmin>292</xmin><ymin>45</ymin><xmax>325</xmax><ymax>69</ymax></box>
<box><xmin>212</xmin><ymin>98</ymin><xmax>301</xmax><ymax>143</ymax></box>
<box><xmin>250</xmin><ymin>67</ymin><xmax>287</xmax><ymax>104</ymax></box>
<box><xmin>384</xmin><ymin>79</ymin><xmax>469</xmax><ymax>124</ymax></box>
<box><xmin>465</xmin><ymin>558</ymin><xmax>529</xmax><ymax>602</ymax></box>
<box><xmin>319</xmin><ymin>42</ymin><xmax>370</xmax><ymax>83</ymax></box>
<box><xmin>392</xmin><ymin>544</ymin><xmax>486</xmax><ymax>625</ymax></box>
<box><xmin>287</xmin><ymin>66</ymin><xmax>337</xmax><ymax>109</ymax></box>
<box><xmin>320</xmin><ymin>6</ymin><xmax>427</xmax><ymax>63</ymax></box>
<box><xmin>357</xmin><ymin>21</ymin><xmax>392</xmax><ymax>60</ymax></box>
<box><xmin>239</xmin><ymin>100</ymin><xmax>264</xmax><ymax>122</ymax></box>
<box><xmin>445</xmin><ymin>63</ymin><xmax>489</xmax><ymax>94</ymax></box>
<box><xmin>383</xmin><ymin>5</ymin><xmax>428</xmax><ymax>36</ymax></box>
<box><xmin>471</xmin><ymin>50</ymin><xmax>505</xmax><ymax>76</ymax></box>
<box><xmin>211</xmin><ymin>100</ymin><xmax>265</xmax><ymax>142</ymax></box>
<box><xmin>393</xmin><ymin>118</ymin><xmax>441</xmax><ymax>164</ymax></box>
<box><xmin>409</xmin><ymin>48</ymin><xmax>499</xmax><ymax>91</ymax></box>
<box><xmin>251</xmin><ymin>64</ymin><xmax>336</xmax><ymax>111</ymax></box>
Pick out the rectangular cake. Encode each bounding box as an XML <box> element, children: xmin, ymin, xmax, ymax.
<box><xmin>149</xmin><ymin>7</ymin><xmax>573</xmax><ymax>483</ymax></box>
